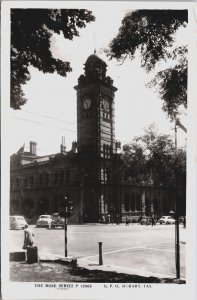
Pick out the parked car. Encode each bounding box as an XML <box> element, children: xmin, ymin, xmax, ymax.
<box><xmin>139</xmin><ymin>216</ymin><xmax>152</xmax><ymax>225</ymax></box>
<box><xmin>10</xmin><ymin>215</ymin><xmax>28</xmax><ymax>230</ymax></box>
<box><xmin>122</xmin><ymin>215</ymin><xmax>139</xmax><ymax>224</ymax></box>
<box><xmin>36</xmin><ymin>215</ymin><xmax>52</xmax><ymax>228</ymax></box>
<box><xmin>179</xmin><ymin>216</ymin><xmax>185</xmax><ymax>224</ymax></box>
<box><xmin>158</xmin><ymin>216</ymin><xmax>175</xmax><ymax>225</ymax></box>
<box><xmin>50</xmin><ymin>213</ymin><xmax>65</xmax><ymax>229</ymax></box>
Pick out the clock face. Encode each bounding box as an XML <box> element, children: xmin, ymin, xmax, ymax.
<box><xmin>83</xmin><ymin>98</ymin><xmax>92</xmax><ymax>109</ymax></box>
<box><xmin>103</xmin><ymin>99</ymin><xmax>110</xmax><ymax>111</ymax></box>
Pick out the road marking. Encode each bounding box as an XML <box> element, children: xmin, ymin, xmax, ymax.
<box><xmin>80</xmin><ymin>240</ymin><xmax>175</xmax><ymax>259</ymax></box>
<box><xmin>142</xmin><ymin>246</ymin><xmax>185</xmax><ymax>254</ymax></box>
<box><xmin>78</xmin><ymin>258</ymin><xmax>186</xmax><ymax>280</ymax></box>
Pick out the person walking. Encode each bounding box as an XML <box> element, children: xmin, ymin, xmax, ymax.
<box><xmin>23</xmin><ymin>224</ymin><xmax>34</xmax><ymax>249</ymax></box>
<box><xmin>151</xmin><ymin>217</ymin><xmax>155</xmax><ymax>227</ymax></box>
<box><xmin>125</xmin><ymin>216</ymin><xmax>129</xmax><ymax>226</ymax></box>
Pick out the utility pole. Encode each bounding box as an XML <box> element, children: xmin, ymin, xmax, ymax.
<box><xmin>64</xmin><ymin>196</ymin><xmax>74</xmax><ymax>257</ymax></box>
<box><xmin>65</xmin><ymin>196</ymin><xmax>68</xmax><ymax>257</ymax></box>
<box><xmin>174</xmin><ymin>120</ymin><xmax>180</xmax><ymax>279</ymax></box>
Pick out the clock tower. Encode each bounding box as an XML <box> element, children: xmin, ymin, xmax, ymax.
<box><xmin>74</xmin><ymin>54</ymin><xmax>120</xmax><ymax>223</ymax></box>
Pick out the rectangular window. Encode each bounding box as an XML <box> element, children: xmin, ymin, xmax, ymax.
<box><xmin>30</xmin><ymin>176</ymin><xmax>34</xmax><ymax>185</ymax></box>
<box><xmin>53</xmin><ymin>171</ymin><xmax>58</xmax><ymax>185</ymax></box>
<box><xmin>136</xmin><ymin>195</ymin><xmax>141</xmax><ymax>211</ymax></box>
<box><xmin>130</xmin><ymin>194</ymin><xmax>135</xmax><ymax>211</ymax></box>
<box><xmin>45</xmin><ymin>173</ymin><xmax>49</xmax><ymax>185</ymax></box>
<box><xmin>59</xmin><ymin>169</ymin><xmax>64</xmax><ymax>184</ymax></box>
<box><xmin>124</xmin><ymin>195</ymin><xmax>129</xmax><ymax>212</ymax></box>
<box><xmin>39</xmin><ymin>174</ymin><xmax>43</xmax><ymax>185</ymax></box>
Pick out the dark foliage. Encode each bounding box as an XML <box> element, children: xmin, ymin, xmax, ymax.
<box><xmin>108</xmin><ymin>10</ymin><xmax>188</xmax><ymax>119</ymax></box>
<box><xmin>148</xmin><ymin>46</ymin><xmax>187</xmax><ymax>120</ymax></box>
<box><xmin>11</xmin><ymin>9</ymin><xmax>95</xmax><ymax>109</ymax></box>
<box><xmin>108</xmin><ymin>9</ymin><xmax>187</xmax><ymax>71</ymax></box>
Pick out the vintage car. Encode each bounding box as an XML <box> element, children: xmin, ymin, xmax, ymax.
<box><xmin>139</xmin><ymin>216</ymin><xmax>152</xmax><ymax>225</ymax></box>
<box><xmin>10</xmin><ymin>215</ymin><xmax>28</xmax><ymax>230</ymax></box>
<box><xmin>49</xmin><ymin>213</ymin><xmax>65</xmax><ymax>229</ymax></box>
<box><xmin>36</xmin><ymin>215</ymin><xmax>52</xmax><ymax>228</ymax></box>
<box><xmin>158</xmin><ymin>216</ymin><xmax>175</xmax><ymax>225</ymax></box>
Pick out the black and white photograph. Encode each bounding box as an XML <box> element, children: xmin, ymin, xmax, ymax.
<box><xmin>1</xmin><ymin>1</ymin><xmax>197</xmax><ymax>300</ymax></box>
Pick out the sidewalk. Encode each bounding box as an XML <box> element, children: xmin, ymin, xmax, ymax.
<box><xmin>9</xmin><ymin>250</ymin><xmax>185</xmax><ymax>283</ymax></box>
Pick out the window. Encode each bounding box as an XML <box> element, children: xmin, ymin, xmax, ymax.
<box><xmin>30</xmin><ymin>176</ymin><xmax>34</xmax><ymax>185</ymax></box>
<box><xmin>10</xmin><ymin>177</ymin><xmax>14</xmax><ymax>189</ymax></box>
<box><xmin>65</xmin><ymin>170</ymin><xmax>70</xmax><ymax>183</ymax></box>
<box><xmin>130</xmin><ymin>194</ymin><xmax>135</xmax><ymax>211</ymax></box>
<box><xmin>54</xmin><ymin>171</ymin><xmax>58</xmax><ymax>185</ymax></box>
<box><xmin>45</xmin><ymin>173</ymin><xmax>49</xmax><ymax>185</ymax></box>
<box><xmin>59</xmin><ymin>169</ymin><xmax>64</xmax><ymax>184</ymax></box>
<box><xmin>124</xmin><ymin>195</ymin><xmax>129</xmax><ymax>212</ymax></box>
<box><xmin>39</xmin><ymin>174</ymin><xmax>44</xmax><ymax>185</ymax></box>
<box><xmin>135</xmin><ymin>194</ymin><xmax>141</xmax><ymax>211</ymax></box>
<box><xmin>153</xmin><ymin>197</ymin><xmax>159</xmax><ymax>212</ymax></box>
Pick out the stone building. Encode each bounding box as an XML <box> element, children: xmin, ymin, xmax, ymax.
<box><xmin>10</xmin><ymin>54</ymin><xmax>186</xmax><ymax>223</ymax></box>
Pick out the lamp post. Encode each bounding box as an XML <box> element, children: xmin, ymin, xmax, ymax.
<box><xmin>175</xmin><ymin>190</ymin><xmax>180</xmax><ymax>279</ymax></box>
<box><xmin>64</xmin><ymin>196</ymin><xmax>68</xmax><ymax>257</ymax></box>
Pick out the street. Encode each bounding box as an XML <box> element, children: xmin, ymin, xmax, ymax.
<box><xmin>10</xmin><ymin>224</ymin><xmax>186</xmax><ymax>280</ymax></box>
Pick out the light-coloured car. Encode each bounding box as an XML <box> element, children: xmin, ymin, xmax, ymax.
<box><xmin>50</xmin><ymin>213</ymin><xmax>65</xmax><ymax>229</ymax></box>
<box><xmin>36</xmin><ymin>215</ymin><xmax>52</xmax><ymax>228</ymax></box>
<box><xmin>158</xmin><ymin>216</ymin><xmax>175</xmax><ymax>225</ymax></box>
<box><xmin>10</xmin><ymin>215</ymin><xmax>28</xmax><ymax>229</ymax></box>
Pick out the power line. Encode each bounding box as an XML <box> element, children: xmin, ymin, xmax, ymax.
<box><xmin>15</xmin><ymin>109</ymin><xmax>115</xmax><ymax>136</ymax></box>
<box><xmin>12</xmin><ymin>116</ymin><xmax>116</xmax><ymax>144</ymax></box>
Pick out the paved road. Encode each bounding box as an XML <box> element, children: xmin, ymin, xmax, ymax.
<box><xmin>10</xmin><ymin>224</ymin><xmax>186</xmax><ymax>279</ymax></box>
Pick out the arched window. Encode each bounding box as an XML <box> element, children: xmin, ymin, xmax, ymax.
<box><xmin>124</xmin><ymin>194</ymin><xmax>129</xmax><ymax>212</ymax></box>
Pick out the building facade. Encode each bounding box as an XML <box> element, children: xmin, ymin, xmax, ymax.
<box><xmin>10</xmin><ymin>54</ymin><xmax>186</xmax><ymax>223</ymax></box>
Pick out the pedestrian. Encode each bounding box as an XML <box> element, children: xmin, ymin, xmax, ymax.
<box><xmin>183</xmin><ymin>216</ymin><xmax>186</xmax><ymax>228</ymax></box>
<box><xmin>125</xmin><ymin>216</ymin><xmax>129</xmax><ymax>226</ymax></box>
<box><xmin>151</xmin><ymin>217</ymin><xmax>155</xmax><ymax>226</ymax></box>
<box><xmin>23</xmin><ymin>224</ymin><xmax>34</xmax><ymax>249</ymax></box>
<box><xmin>101</xmin><ymin>215</ymin><xmax>106</xmax><ymax>224</ymax></box>
<box><xmin>107</xmin><ymin>214</ymin><xmax>111</xmax><ymax>224</ymax></box>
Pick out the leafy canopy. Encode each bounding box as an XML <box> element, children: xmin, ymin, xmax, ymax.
<box><xmin>11</xmin><ymin>9</ymin><xmax>95</xmax><ymax>109</ymax></box>
<box><xmin>108</xmin><ymin>10</ymin><xmax>188</xmax><ymax>120</ymax></box>
<box><xmin>121</xmin><ymin>124</ymin><xmax>186</xmax><ymax>187</ymax></box>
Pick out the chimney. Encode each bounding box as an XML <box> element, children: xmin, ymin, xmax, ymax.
<box><xmin>30</xmin><ymin>141</ymin><xmax>37</xmax><ymax>156</ymax></box>
<box><xmin>60</xmin><ymin>136</ymin><xmax>66</xmax><ymax>154</ymax></box>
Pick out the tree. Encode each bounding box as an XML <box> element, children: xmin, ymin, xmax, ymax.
<box><xmin>121</xmin><ymin>124</ymin><xmax>186</xmax><ymax>187</ymax></box>
<box><xmin>108</xmin><ymin>9</ymin><xmax>188</xmax><ymax>120</ymax></box>
<box><xmin>148</xmin><ymin>46</ymin><xmax>187</xmax><ymax>120</ymax></box>
<box><xmin>11</xmin><ymin>9</ymin><xmax>95</xmax><ymax>109</ymax></box>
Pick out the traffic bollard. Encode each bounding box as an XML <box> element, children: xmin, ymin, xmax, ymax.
<box><xmin>98</xmin><ymin>242</ymin><xmax>103</xmax><ymax>265</ymax></box>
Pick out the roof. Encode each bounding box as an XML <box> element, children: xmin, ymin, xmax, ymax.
<box><xmin>85</xmin><ymin>54</ymin><xmax>107</xmax><ymax>66</ymax></box>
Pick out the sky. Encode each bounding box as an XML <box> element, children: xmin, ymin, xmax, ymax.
<box><xmin>8</xmin><ymin>4</ymin><xmax>188</xmax><ymax>156</ymax></box>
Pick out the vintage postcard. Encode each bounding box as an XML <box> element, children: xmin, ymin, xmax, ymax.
<box><xmin>1</xmin><ymin>1</ymin><xmax>197</xmax><ymax>299</ymax></box>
